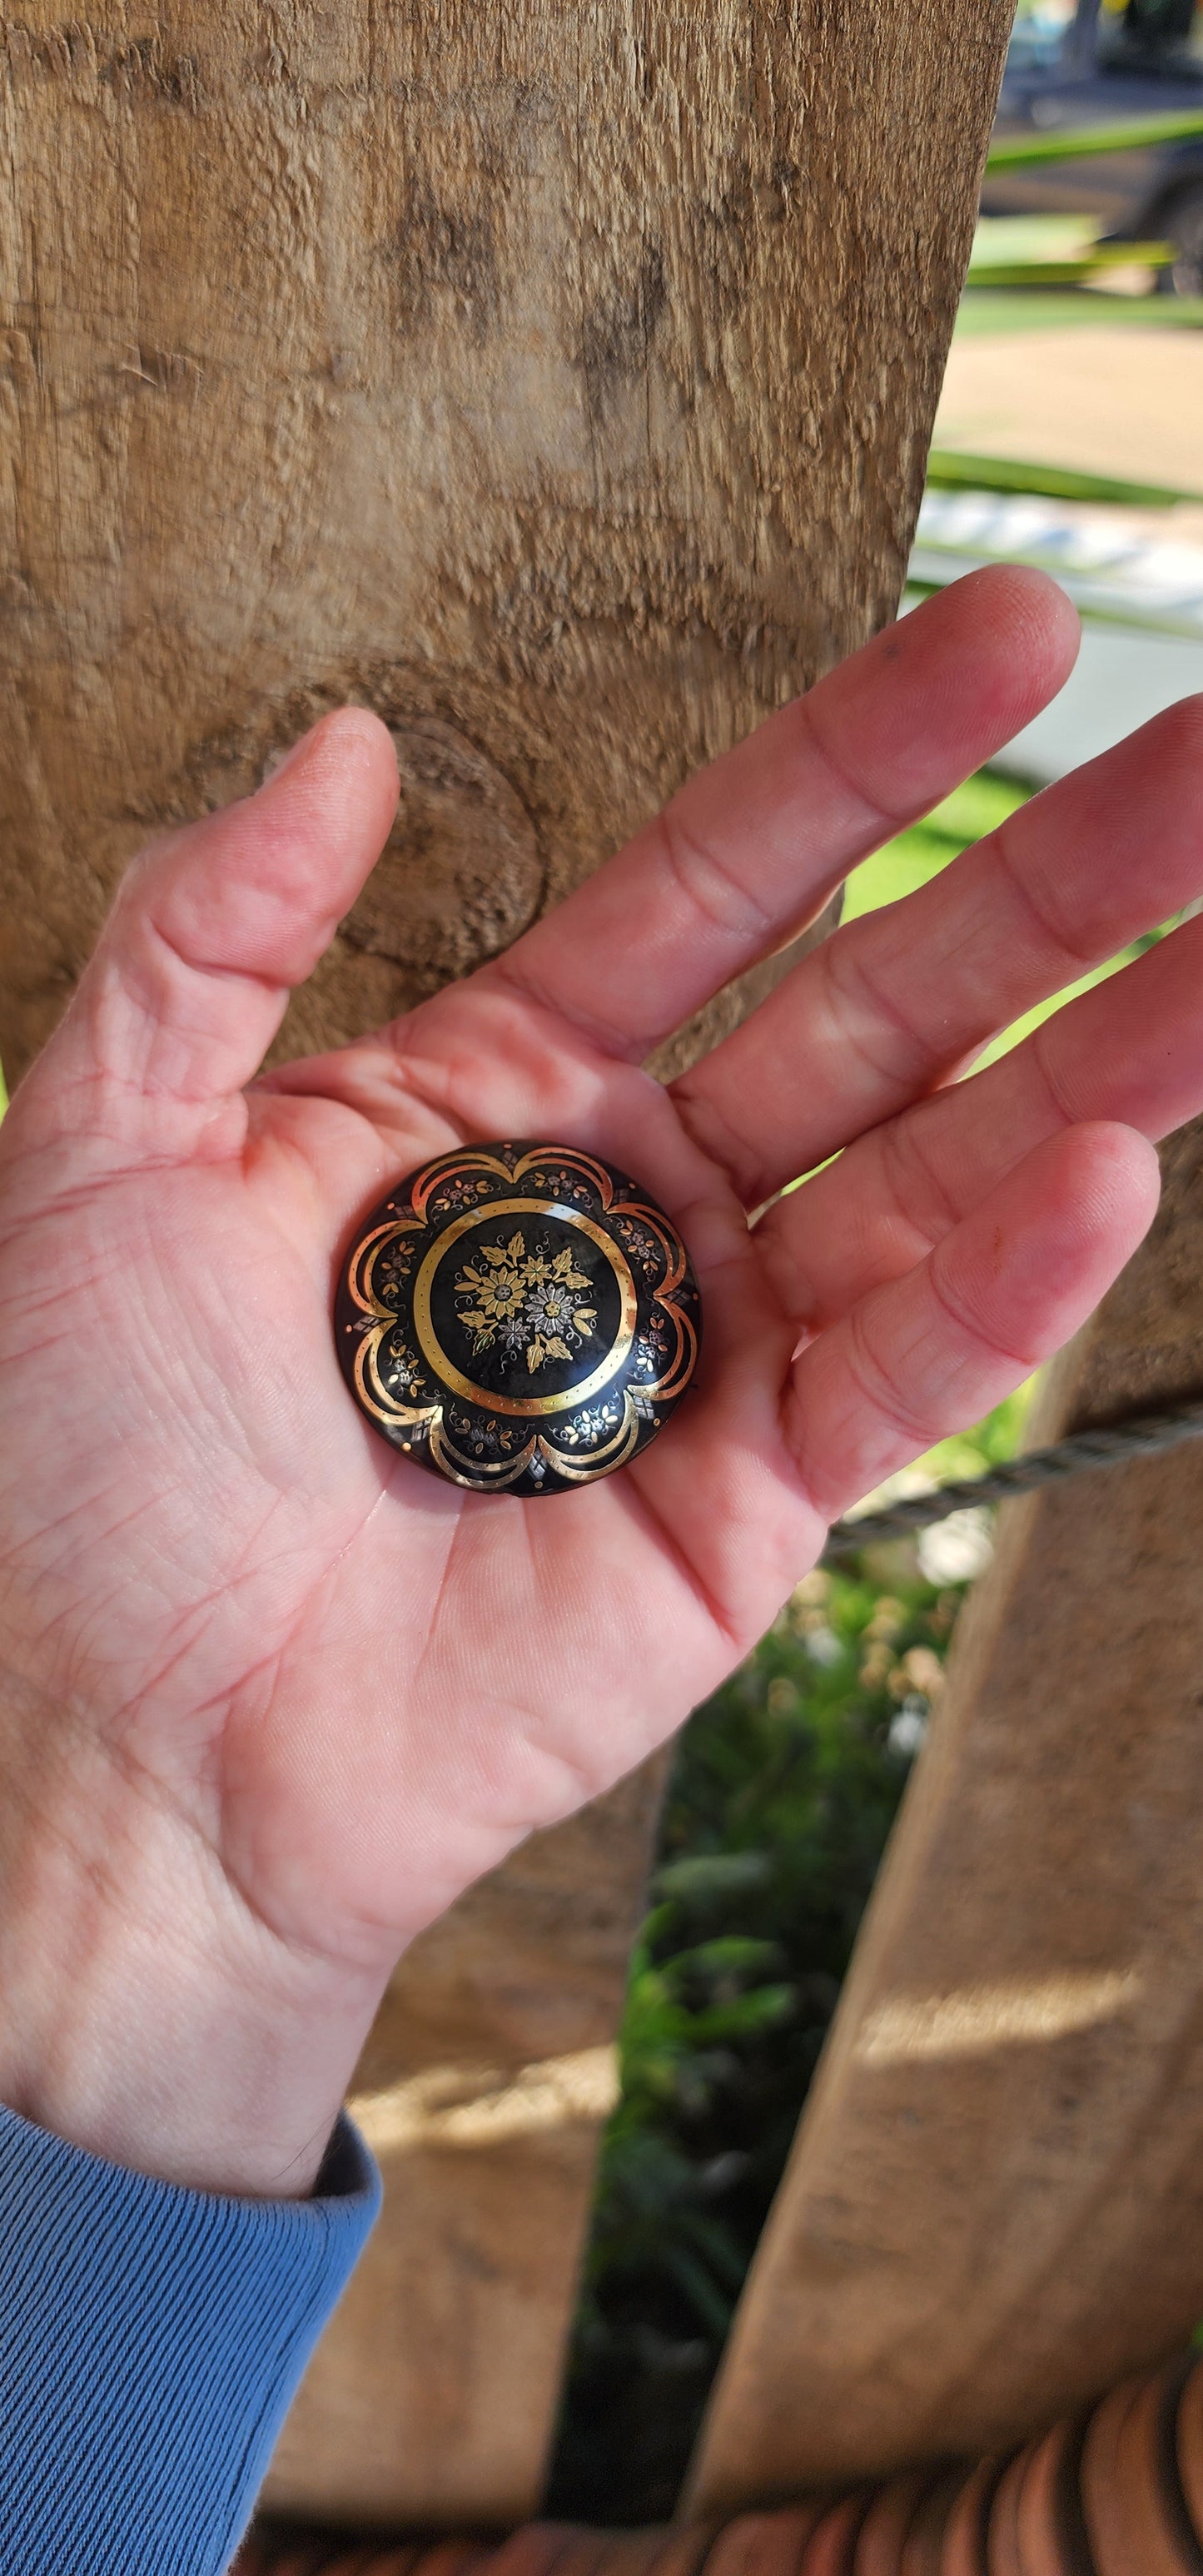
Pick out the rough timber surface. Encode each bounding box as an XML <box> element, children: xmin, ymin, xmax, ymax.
<box><xmin>688</xmin><ymin>1116</ymin><xmax>1203</xmax><ymax>2516</ymax></box>
<box><xmin>265</xmin><ymin>1763</ymin><xmax>666</xmax><ymax>2528</ymax></box>
<box><xmin>0</xmin><ymin>0</ymin><xmax>1008</xmax><ymax>1090</ymax></box>
<box><xmin>2</xmin><ymin>0</ymin><xmax>1012</xmax><ymax>2527</ymax></box>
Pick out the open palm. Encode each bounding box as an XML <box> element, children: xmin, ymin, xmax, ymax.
<box><xmin>2</xmin><ymin>566</ymin><xmax>1201</xmax><ymax>2191</ymax></box>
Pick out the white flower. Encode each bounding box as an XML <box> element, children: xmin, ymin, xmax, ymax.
<box><xmin>918</xmin><ymin>1506</ymin><xmax>994</xmax><ymax>1585</ymax></box>
<box><xmin>803</xmin><ymin>1624</ymin><xmax>843</xmax><ymax>1668</ymax></box>
<box><xmin>889</xmin><ymin>1698</ymin><xmax>929</xmax><ymax>1759</ymax></box>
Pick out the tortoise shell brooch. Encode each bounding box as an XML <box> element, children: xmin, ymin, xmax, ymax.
<box><xmin>335</xmin><ymin>1141</ymin><xmax>702</xmax><ymax>1496</ymax></box>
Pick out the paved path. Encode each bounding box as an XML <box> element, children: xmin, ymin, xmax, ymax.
<box><xmin>921</xmin><ymin>320</ymin><xmax>1203</xmax><ymax>779</ymax></box>
<box><xmin>935</xmin><ymin>322</ymin><xmax>1203</xmax><ymax>521</ymax></box>
<box><xmin>993</xmin><ymin>623</ymin><xmax>1203</xmax><ymax>782</ymax></box>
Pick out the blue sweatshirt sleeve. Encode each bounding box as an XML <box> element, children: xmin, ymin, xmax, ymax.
<box><xmin>0</xmin><ymin>2101</ymin><xmax>380</xmax><ymax>2574</ymax></box>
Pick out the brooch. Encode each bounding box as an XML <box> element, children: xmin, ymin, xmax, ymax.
<box><xmin>335</xmin><ymin>1141</ymin><xmax>702</xmax><ymax>1496</ymax></box>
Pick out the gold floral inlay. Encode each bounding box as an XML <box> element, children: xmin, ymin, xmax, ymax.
<box><xmin>454</xmin><ymin>1231</ymin><xmax>597</xmax><ymax>1375</ymax></box>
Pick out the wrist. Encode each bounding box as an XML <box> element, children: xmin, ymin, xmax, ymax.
<box><xmin>0</xmin><ymin>1672</ymin><xmax>388</xmax><ymax>2197</ymax></box>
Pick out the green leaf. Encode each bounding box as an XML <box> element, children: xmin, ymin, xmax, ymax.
<box><xmin>682</xmin><ymin>1985</ymin><xmax>797</xmax><ymax>2043</ymax></box>
<box><xmin>666</xmin><ymin>1936</ymin><xmax>784</xmax><ymax>1982</ymax></box>
<box><xmin>925</xmin><ymin>447</ymin><xmax>1203</xmax><ymax>509</ymax></box>
<box><xmin>956</xmin><ymin>290</ymin><xmax>1203</xmax><ymax>336</ymax></box>
<box><xmin>966</xmin><ymin>209</ymin><xmax>1172</xmax><ymax>286</ymax></box>
<box><xmin>654</xmin><ymin>1850</ymin><xmax>773</xmax><ymax>1904</ymax></box>
<box><xmin>986</xmin><ymin>107</ymin><xmax>1203</xmax><ymax>170</ymax></box>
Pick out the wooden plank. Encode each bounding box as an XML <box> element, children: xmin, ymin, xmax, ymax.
<box><xmin>2</xmin><ymin>0</ymin><xmax>1013</xmax><ymax>2526</ymax></box>
<box><xmin>688</xmin><ymin>1116</ymin><xmax>1203</xmax><ymax>2518</ymax></box>
<box><xmin>264</xmin><ymin>1763</ymin><xmax>665</xmax><ymax>2529</ymax></box>
<box><xmin>0</xmin><ymin>0</ymin><xmax>1010</xmax><ymax>1093</ymax></box>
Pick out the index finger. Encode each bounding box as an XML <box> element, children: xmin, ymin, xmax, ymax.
<box><xmin>480</xmin><ymin>567</ymin><xmax>1080</xmax><ymax>1064</ymax></box>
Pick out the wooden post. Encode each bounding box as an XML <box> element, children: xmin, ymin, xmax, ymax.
<box><xmin>688</xmin><ymin>1116</ymin><xmax>1203</xmax><ymax>2519</ymax></box>
<box><xmin>2</xmin><ymin>0</ymin><xmax>1012</xmax><ymax>2527</ymax></box>
<box><xmin>266</xmin><ymin>1761</ymin><xmax>667</xmax><ymax>2529</ymax></box>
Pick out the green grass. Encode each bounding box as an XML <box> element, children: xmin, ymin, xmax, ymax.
<box><xmin>841</xmin><ymin>770</ymin><xmax>1029</xmax><ymax>918</ymax></box>
<box><xmin>843</xmin><ymin>770</ymin><xmax>1167</xmax><ymax>1074</ymax></box>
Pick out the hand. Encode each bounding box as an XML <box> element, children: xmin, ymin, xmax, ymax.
<box><xmin>1</xmin><ymin>568</ymin><xmax>1198</xmax><ymax>2195</ymax></box>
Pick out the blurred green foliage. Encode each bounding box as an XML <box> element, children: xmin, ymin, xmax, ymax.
<box><xmin>956</xmin><ymin>290</ymin><xmax>1203</xmax><ymax>330</ymax></box>
<box><xmin>546</xmin><ymin>1405</ymin><xmax>1019</xmax><ymax>2524</ymax></box>
<box><xmin>986</xmin><ymin>107</ymin><xmax>1203</xmax><ymax>169</ymax></box>
<box><xmin>926</xmin><ymin>445</ymin><xmax>1195</xmax><ymax>506</ymax></box>
<box><xmin>842</xmin><ymin>768</ymin><xmax>1029</xmax><ymax>918</ymax></box>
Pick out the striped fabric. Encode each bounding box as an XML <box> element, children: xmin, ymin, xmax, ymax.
<box><xmin>0</xmin><ymin>2104</ymin><xmax>380</xmax><ymax>2572</ymax></box>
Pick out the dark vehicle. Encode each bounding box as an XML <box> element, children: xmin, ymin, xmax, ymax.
<box><xmin>984</xmin><ymin>0</ymin><xmax>1203</xmax><ymax>292</ymax></box>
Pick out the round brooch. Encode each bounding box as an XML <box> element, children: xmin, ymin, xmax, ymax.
<box><xmin>335</xmin><ymin>1141</ymin><xmax>702</xmax><ymax>1496</ymax></box>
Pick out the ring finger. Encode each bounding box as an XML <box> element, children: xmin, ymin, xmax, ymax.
<box><xmin>673</xmin><ymin>696</ymin><xmax>1203</xmax><ymax>1210</ymax></box>
<box><xmin>758</xmin><ymin>908</ymin><xmax>1203</xmax><ymax>1330</ymax></box>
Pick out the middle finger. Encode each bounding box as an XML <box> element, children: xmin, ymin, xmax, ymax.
<box><xmin>758</xmin><ymin>903</ymin><xmax>1203</xmax><ymax>1330</ymax></box>
<box><xmin>672</xmin><ymin>697</ymin><xmax>1203</xmax><ymax>1208</ymax></box>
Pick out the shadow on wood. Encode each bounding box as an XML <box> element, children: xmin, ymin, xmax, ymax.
<box><xmin>266</xmin><ymin>1765</ymin><xmax>665</xmax><ymax>2528</ymax></box>
<box><xmin>688</xmin><ymin>1117</ymin><xmax>1203</xmax><ymax>2514</ymax></box>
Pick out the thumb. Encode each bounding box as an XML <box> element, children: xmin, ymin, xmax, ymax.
<box><xmin>21</xmin><ymin>708</ymin><xmax>398</xmax><ymax>1159</ymax></box>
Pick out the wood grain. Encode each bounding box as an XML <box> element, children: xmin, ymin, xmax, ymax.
<box><xmin>688</xmin><ymin>1119</ymin><xmax>1203</xmax><ymax>2514</ymax></box>
<box><xmin>1</xmin><ymin>0</ymin><xmax>1007</xmax><ymax>1091</ymax></box>
<box><xmin>2</xmin><ymin>0</ymin><xmax>1010</xmax><ymax>2525</ymax></box>
<box><xmin>264</xmin><ymin>1763</ymin><xmax>665</xmax><ymax>2527</ymax></box>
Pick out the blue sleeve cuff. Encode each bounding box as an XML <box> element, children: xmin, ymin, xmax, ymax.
<box><xmin>0</xmin><ymin>2101</ymin><xmax>380</xmax><ymax>2574</ymax></box>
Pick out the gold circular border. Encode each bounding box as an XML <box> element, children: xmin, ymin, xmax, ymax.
<box><xmin>412</xmin><ymin>1197</ymin><xmax>638</xmax><ymax>1418</ymax></box>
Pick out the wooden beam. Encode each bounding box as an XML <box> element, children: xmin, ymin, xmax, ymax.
<box><xmin>0</xmin><ymin>0</ymin><xmax>1010</xmax><ymax>1092</ymax></box>
<box><xmin>264</xmin><ymin>1763</ymin><xmax>665</xmax><ymax>2529</ymax></box>
<box><xmin>2</xmin><ymin>0</ymin><xmax>1012</xmax><ymax>2526</ymax></box>
<box><xmin>688</xmin><ymin>1116</ymin><xmax>1203</xmax><ymax>2517</ymax></box>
